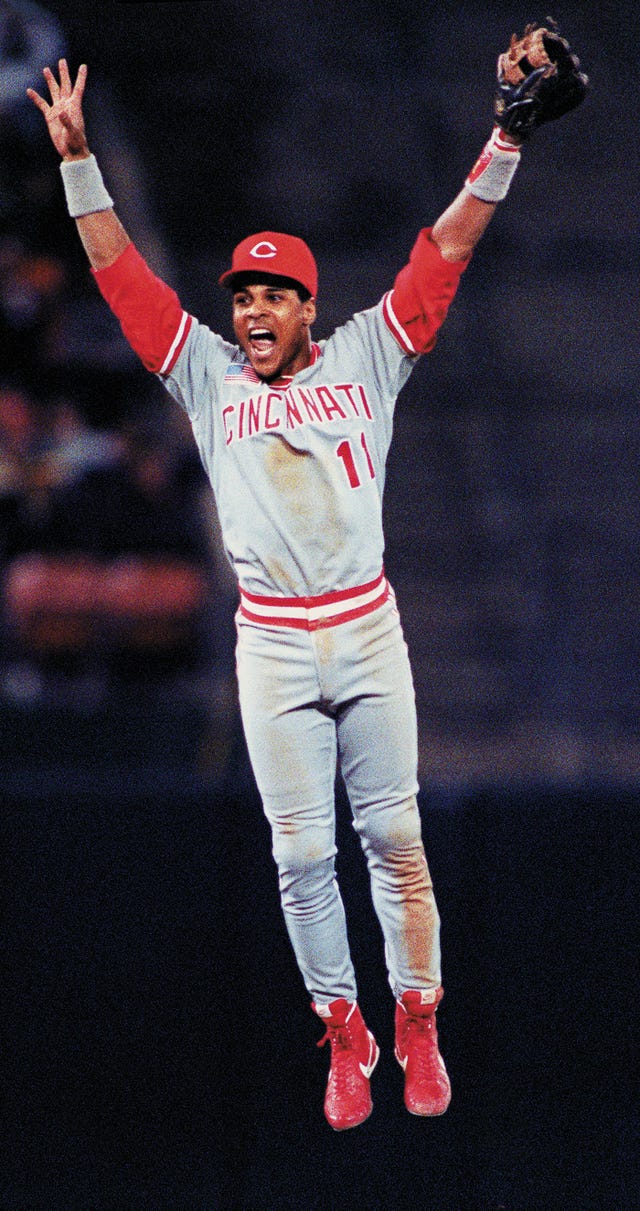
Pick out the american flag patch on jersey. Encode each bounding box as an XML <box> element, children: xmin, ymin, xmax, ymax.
<box><xmin>224</xmin><ymin>361</ymin><xmax>261</xmax><ymax>385</ymax></box>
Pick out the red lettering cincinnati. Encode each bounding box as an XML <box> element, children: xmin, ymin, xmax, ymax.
<box><xmin>316</xmin><ymin>385</ymin><xmax>348</xmax><ymax>421</ymax></box>
<box><xmin>248</xmin><ymin>394</ymin><xmax>262</xmax><ymax>436</ymax></box>
<box><xmin>221</xmin><ymin>382</ymin><xmax>374</xmax><ymax>445</ymax></box>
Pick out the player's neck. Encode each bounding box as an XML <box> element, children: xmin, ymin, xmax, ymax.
<box><xmin>258</xmin><ymin>340</ymin><xmax>319</xmax><ymax>384</ymax></box>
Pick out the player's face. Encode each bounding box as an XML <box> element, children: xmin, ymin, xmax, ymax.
<box><xmin>232</xmin><ymin>284</ymin><xmax>316</xmax><ymax>382</ymax></box>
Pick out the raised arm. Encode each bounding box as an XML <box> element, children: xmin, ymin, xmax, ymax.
<box><xmin>431</xmin><ymin>19</ymin><xmax>588</xmax><ymax>263</ymax></box>
<box><xmin>431</xmin><ymin>140</ymin><xmax>519</xmax><ymax>263</ymax></box>
<box><xmin>384</xmin><ymin>20</ymin><xmax>587</xmax><ymax>357</ymax></box>
<box><xmin>27</xmin><ymin>59</ymin><xmax>130</xmax><ymax>269</ymax></box>
<box><xmin>28</xmin><ymin>60</ymin><xmax>192</xmax><ymax>376</ymax></box>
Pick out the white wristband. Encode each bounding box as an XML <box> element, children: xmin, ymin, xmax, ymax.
<box><xmin>60</xmin><ymin>154</ymin><xmax>113</xmax><ymax>217</ymax></box>
<box><xmin>464</xmin><ymin>127</ymin><xmax>521</xmax><ymax>203</ymax></box>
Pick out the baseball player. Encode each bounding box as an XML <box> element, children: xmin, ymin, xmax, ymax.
<box><xmin>28</xmin><ymin>25</ymin><xmax>586</xmax><ymax>1130</ymax></box>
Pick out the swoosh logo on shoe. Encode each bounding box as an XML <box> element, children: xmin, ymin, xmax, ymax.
<box><xmin>394</xmin><ymin>1044</ymin><xmax>408</xmax><ymax>1072</ymax></box>
<box><xmin>359</xmin><ymin>1036</ymin><xmax>380</xmax><ymax>1079</ymax></box>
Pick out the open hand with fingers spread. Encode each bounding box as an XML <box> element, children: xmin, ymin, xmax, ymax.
<box><xmin>27</xmin><ymin>58</ymin><xmax>90</xmax><ymax>160</ymax></box>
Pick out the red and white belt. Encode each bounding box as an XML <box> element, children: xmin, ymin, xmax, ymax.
<box><xmin>238</xmin><ymin>569</ymin><xmax>390</xmax><ymax>630</ymax></box>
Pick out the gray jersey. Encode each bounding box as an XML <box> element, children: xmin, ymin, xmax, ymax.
<box><xmin>93</xmin><ymin>228</ymin><xmax>467</xmax><ymax>605</ymax></box>
<box><xmin>162</xmin><ymin>298</ymin><xmax>414</xmax><ymax>599</ymax></box>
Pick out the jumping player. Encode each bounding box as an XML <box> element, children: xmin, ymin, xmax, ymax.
<box><xmin>28</xmin><ymin>29</ymin><xmax>586</xmax><ymax>1130</ymax></box>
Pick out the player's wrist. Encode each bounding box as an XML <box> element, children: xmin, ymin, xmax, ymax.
<box><xmin>496</xmin><ymin>129</ymin><xmax>523</xmax><ymax>148</ymax></box>
<box><xmin>60</xmin><ymin>152</ymin><xmax>113</xmax><ymax>217</ymax></box>
<box><xmin>464</xmin><ymin>127</ymin><xmax>521</xmax><ymax>203</ymax></box>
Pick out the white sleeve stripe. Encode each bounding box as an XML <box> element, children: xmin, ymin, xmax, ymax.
<box><xmin>382</xmin><ymin>291</ymin><xmax>417</xmax><ymax>355</ymax></box>
<box><xmin>159</xmin><ymin>310</ymin><xmax>189</xmax><ymax>376</ymax></box>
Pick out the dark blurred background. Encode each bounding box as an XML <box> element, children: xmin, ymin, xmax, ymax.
<box><xmin>1</xmin><ymin>2</ymin><xmax>638</xmax><ymax>1209</ymax></box>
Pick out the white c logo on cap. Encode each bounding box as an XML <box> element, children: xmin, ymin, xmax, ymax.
<box><xmin>249</xmin><ymin>241</ymin><xmax>278</xmax><ymax>259</ymax></box>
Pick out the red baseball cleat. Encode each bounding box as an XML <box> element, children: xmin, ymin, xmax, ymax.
<box><xmin>314</xmin><ymin>998</ymin><xmax>380</xmax><ymax>1130</ymax></box>
<box><xmin>394</xmin><ymin>987</ymin><xmax>451</xmax><ymax>1116</ymax></box>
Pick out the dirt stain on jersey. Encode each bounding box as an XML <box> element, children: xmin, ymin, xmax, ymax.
<box><xmin>263</xmin><ymin>556</ymin><xmax>298</xmax><ymax>595</ymax></box>
<box><xmin>264</xmin><ymin>436</ymin><xmax>343</xmax><ymax>560</ymax></box>
<box><xmin>265</xmin><ymin>437</ymin><xmax>313</xmax><ymax>519</ymax></box>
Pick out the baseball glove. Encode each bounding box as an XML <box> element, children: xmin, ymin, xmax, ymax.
<box><xmin>494</xmin><ymin>18</ymin><xmax>588</xmax><ymax>139</ymax></box>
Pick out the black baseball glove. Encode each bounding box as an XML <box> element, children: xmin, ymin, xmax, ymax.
<box><xmin>494</xmin><ymin>18</ymin><xmax>589</xmax><ymax>139</ymax></box>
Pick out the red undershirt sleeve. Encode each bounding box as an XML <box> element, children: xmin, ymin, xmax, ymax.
<box><xmin>382</xmin><ymin>227</ymin><xmax>471</xmax><ymax>356</ymax></box>
<box><xmin>92</xmin><ymin>243</ymin><xmax>192</xmax><ymax>375</ymax></box>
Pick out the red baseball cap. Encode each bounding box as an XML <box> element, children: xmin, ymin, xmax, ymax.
<box><xmin>219</xmin><ymin>231</ymin><xmax>318</xmax><ymax>298</ymax></box>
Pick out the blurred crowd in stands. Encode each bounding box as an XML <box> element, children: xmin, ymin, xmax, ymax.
<box><xmin>0</xmin><ymin>0</ymin><xmax>222</xmax><ymax>701</ymax></box>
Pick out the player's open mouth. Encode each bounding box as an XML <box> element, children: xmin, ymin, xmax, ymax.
<box><xmin>249</xmin><ymin>328</ymin><xmax>276</xmax><ymax>355</ymax></box>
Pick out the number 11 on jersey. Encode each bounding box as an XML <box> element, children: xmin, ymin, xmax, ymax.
<box><xmin>336</xmin><ymin>432</ymin><xmax>376</xmax><ymax>489</ymax></box>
